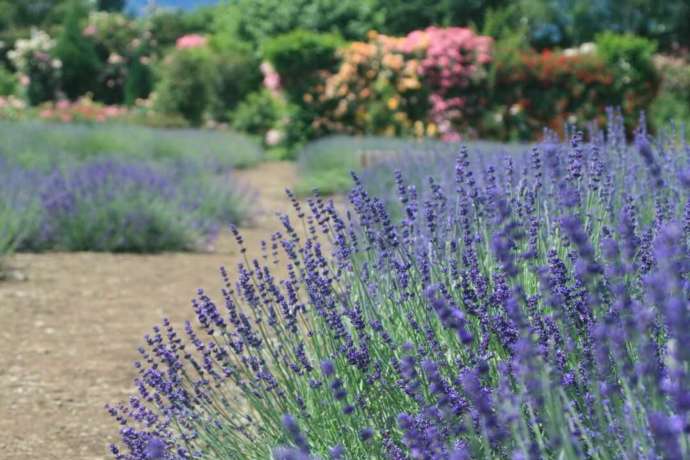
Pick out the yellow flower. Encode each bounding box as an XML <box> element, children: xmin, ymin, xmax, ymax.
<box><xmin>414</xmin><ymin>120</ymin><xmax>425</xmax><ymax>137</ymax></box>
<box><xmin>384</xmin><ymin>125</ymin><xmax>396</xmax><ymax>136</ymax></box>
<box><xmin>393</xmin><ymin>111</ymin><xmax>407</xmax><ymax>122</ymax></box>
<box><xmin>387</xmin><ymin>97</ymin><xmax>399</xmax><ymax>110</ymax></box>
<box><xmin>398</xmin><ymin>77</ymin><xmax>421</xmax><ymax>91</ymax></box>
<box><xmin>382</xmin><ymin>53</ymin><xmax>403</xmax><ymax>71</ymax></box>
<box><xmin>426</xmin><ymin>123</ymin><xmax>438</xmax><ymax>136</ymax></box>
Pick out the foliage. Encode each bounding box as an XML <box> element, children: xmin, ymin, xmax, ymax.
<box><xmin>96</xmin><ymin>0</ymin><xmax>125</xmax><ymax>11</ymax></box>
<box><xmin>54</xmin><ymin>0</ymin><xmax>101</xmax><ymax>99</ymax></box>
<box><xmin>0</xmin><ymin>66</ymin><xmax>17</xmax><ymax>95</ymax></box>
<box><xmin>146</xmin><ymin>6</ymin><xmax>216</xmax><ymax>49</ymax></box>
<box><xmin>375</xmin><ymin>0</ymin><xmax>508</xmax><ymax>36</ymax></box>
<box><xmin>230</xmin><ymin>0</ymin><xmax>381</xmax><ymax>44</ymax></box>
<box><xmin>498</xmin><ymin>0</ymin><xmax>690</xmax><ymax>51</ymax></box>
<box><xmin>207</xmin><ymin>49</ymin><xmax>262</xmax><ymax>121</ymax></box>
<box><xmin>153</xmin><ymin>47</ymin><xmax>212</xmax><ymax>125</ymax></box>
<box><xmin>230</xmin><ymin>90</ymin><xmax>305</xmax><ymax>158</ymax></box>
<box><xmin>491</xmin><ymin>45</ymin><xmax>614</xmax><ymax>140</ymax></box>
<box><xmin>109</xmin><ymin>115</ymin><xmax>690</xmax><ymax>459</ymax></box>
<box><xmin>595</xmin><ymin>32</ymin><xmax>659</xmax><ymax>117</ymax></box>
<box><xmin>650</xmin><ymin>55</ymin><xmax>690</xmax><ymax>130</ymax></box>
<box><xmin>263</xmin><ymin>30</ymin><xmax>343</xmax><ymax>102</ymax></box>
<box><xmin>230</xmin><ymin>89</ymin><xmax>283</xmax><ymax>138</ymax></box>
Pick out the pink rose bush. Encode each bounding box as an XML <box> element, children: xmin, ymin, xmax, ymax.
<box><xmin>278</xmin><ymin>27</ymin><xmax>493</xmax><ymax>140</ymax></box>
<box><xmin>176</xmin><ymin>34</ymin><xmax>207</xmax><ymax>50</ymax></box>
<box><xmin>408</xmin><ymin>27</ymin><xmax>492</xmax><ymax>140</ymax></box>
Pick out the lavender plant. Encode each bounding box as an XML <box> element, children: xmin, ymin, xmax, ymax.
<box><xmin>296</xmin><ymin>135</ymin><xmax>526</xmax><ymax>197</ymax></box>
<box><xmin>0</xmin><ymin>157</ymin><xmax>39</xmax><ymax>274</ymax></box>
<box><xmin>1</xmin><ymin>155</ymin><xmax>252</xmax><ymax>253</ymax></box>
<box><xmin>109</xmin><ymin>113</ymin><xmax>690</xmax><ymax>459</ymax></box>
<box><xmin>0</xmin><ymin>121</ymin><xmax>264</xmax><ymax>172</ymax></box>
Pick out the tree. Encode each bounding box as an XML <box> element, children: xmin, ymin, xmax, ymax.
<box><xmin>97</xmin><ymin>0</ymin><xmax>125</xmax><ymax>12</ymax></box>
<box><xmin>54</xmin><ymin>0</ymin><xmax>101</xmax><ymax>99</ymax></box>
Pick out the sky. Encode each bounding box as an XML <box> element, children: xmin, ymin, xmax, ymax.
<box><xmin>127</xmin><ymin>0</ymin><xmax>219</xmax><ymax>14</ymax></box>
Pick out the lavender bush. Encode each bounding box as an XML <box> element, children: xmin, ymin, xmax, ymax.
<box><xmin>0</xmin><ymin>120</ymin><xmax>259</xmax><ymax>253</ymax></box>
<box><xmin>1</xmin><ymin>156</ymin><xmax>252</xmax><ymax>253</ymax></box>
<box><xmin>0</xmin><ymin>121</ymin><xmax>264</xmax><ymax>172</ymax></box>
<box><xmin>0</xmin><ymin>158</ymin><xmax>39</xmax><ymax>274</ymax></box>
<box><xmin>296</xmin><ymin>135</ymin><xmax>526</xmax><ymax>197</ymax></box>
<box><xmin>109</xmin><ymin>113</ymin><xmax>690</xmax><ymax>459</ymax></box>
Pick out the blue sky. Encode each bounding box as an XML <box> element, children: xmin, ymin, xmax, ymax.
<box><xmin>127</xmin><ymin>0</ymin><xmax>219</xmax><ymax>13</ymax></box>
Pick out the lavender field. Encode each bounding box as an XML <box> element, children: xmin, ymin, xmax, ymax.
<box><xmin>0</xmin><ymin>122</ymin><xmax>258</xmax><ymax>258</ymax></box>
<box><xmin>105</xmin><ymin>114</ymin><xmax>690</xmax><ymax>459</ymax></box>
<box><xmin>2</xmin><ymin>1</ymin><xmax>690</xmax><ymax>459</ymax></box>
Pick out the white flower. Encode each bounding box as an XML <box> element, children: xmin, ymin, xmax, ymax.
<box><xmin>108</xmin><ymin>53</ymin><xmax>124</xmax><ymax>65</ymax></box>
<box><xmin>265</xmin><ymin>129</ymin><xmax>284</xmax><ymax>146</ymax></box>
<box><xmin>579</xmin><ymin>42</ymin><xmax>596</xmax><ymax>54</ymax></box>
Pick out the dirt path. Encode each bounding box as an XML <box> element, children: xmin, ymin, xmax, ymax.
<box><xmin>0</xmin><ymin>161</ymin><xmax>312</xmax><ymax>459</ymax></box>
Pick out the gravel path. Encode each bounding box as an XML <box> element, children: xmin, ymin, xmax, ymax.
<box><xmin>0</xmin><ymin>161</ymin><xmax>311</xmax><ymax>459</ymax></box>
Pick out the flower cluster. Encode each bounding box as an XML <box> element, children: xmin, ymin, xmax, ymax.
<box><xmin>175</xmin><ymin>34</ymin><xmax>207</xmax><ymax>50</ymax></box>
<box><xmin>109</xmin><ymin>114</ymin><xmax>690</xmax><ymax>459</ymax></box>
<box><xmin>312</xmin><ymin>31</ymin><xmax>427</xmax><ymax>137</ymax></box>
<box><xmin>38</xmin><ymin>96</ymin><xmax>129</xmax><ymax>123</ymax></box>
<box><xmin>406</xmin><ymin>27</ymin><xmax>493</xmax><ymax>141</ymax></box>
<box><xmin>82</xmin><ymin>11</ymin><xmax>157</xmax><ymax>104</ymax></box>
<box><xmin>7</xmin><ymin>29</ymin><xmax>62</xmax><ymax>77</ymax></box>
<box><xmin>301</xmin><ymin>27</ymin><xmax>492</xmax><ymax>140</ymax></box>
<box><xmin>7</xmin><ymin>29</ymin><xmax>62</xmax><ymax>103</ymax></box>
<box><xmin>491</xmin><ymin>49</ymin><xmax>616</xmax><ymax>139</ymax></box>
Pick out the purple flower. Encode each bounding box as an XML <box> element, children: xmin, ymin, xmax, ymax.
<box><xmin>144</xmin><ymin>437</ymin><xmax>166</xmax><ymax>460</ymax></box>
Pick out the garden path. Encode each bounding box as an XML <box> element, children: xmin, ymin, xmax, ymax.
<box><xmin>0</xmin><ymin>161</ymin><xmax>319</xmax><ymax>460</ymax></box>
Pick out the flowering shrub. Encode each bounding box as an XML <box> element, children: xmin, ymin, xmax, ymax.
<box><xmin>7</xmin><ymin>29</ymin><xmax>62</xmax><ymax>105</ymax></box>
<box><xmin>408</xmin><ymin>27</ymin><xmax>492</xmax><ymax>140</ymax></box>
<box><xmin>651</xmin><ymin>54</ymin><xmax>690</xmax><ymax>129</ymax></box>
<box><xmin>299</xmin><ymin>27</ymin><xmax>493</xmax><ymax>140</ymax></box>
<box><xmin>154</xmin><ymin>48</ymin><xmax>213</xmax><ymax>125</ymax></box>
<box><xmin>82</xmin><ymin>11</ymin><xmax>156</xmax><ymax>104</ymax></box>
<box><xmin>37</xmin><ymin>96</ymin><xmax>129</xmax><ymax>123</ymax></box>
<box><xmin>109</xmin><ymin>115</ymin><xmax>690</xmax><ymax>458</ymax></box>
<box><xmin>491</xmin><ymin>47</ymin><xmax>616</xmax><ymax>139</ymax></box>
<box><xmin>0</xmin><ymin>95</ymin><xmax>28</xmax><ymax>120</ymax></box>
<box><xmin>175</xmin><ymin>34</ymin><xmax>207</xmax><ymax>49</ymax></box>
<box><xmin>312</xmin><ymin>32</ymin><xmax>428</xmax><ymax>137</ymax></box>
